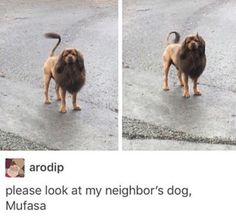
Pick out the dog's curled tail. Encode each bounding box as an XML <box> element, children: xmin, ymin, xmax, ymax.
<box><xmin>166</xmin><ymin>31</ymin><xmax>180</xmax><ymax>45</ymax></box>
<box><xmin>44</xmin><ymin>32</ymin><xmax>61</xmax><ymax>56</ymax></box>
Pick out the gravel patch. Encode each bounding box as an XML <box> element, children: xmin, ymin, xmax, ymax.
<box><xmin>123</xmin><ymin>117</ymin><xmax>236</xmax><ymax>145</ymax></box>
<box><xmin>0</xmin><ymin>129</ymin><xmax>54</xmax><ymax>150</ymax></box>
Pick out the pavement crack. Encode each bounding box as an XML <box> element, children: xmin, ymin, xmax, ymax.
<box><xmin>136</xmin><ymin>8</ymin><xmax>151</xmax><ymax>12</ymax></box>
<box><xmin>123</xmin><ymin>116</ymin><xmax>236</xmax><ymax>145</ymax></box>
<box><xmin>14</xmin><ymin>17</ymin><xmax>29</xmax><ymax>20</ymax></box>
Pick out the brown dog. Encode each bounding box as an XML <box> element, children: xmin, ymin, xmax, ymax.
<box><xmin>162</xmin><ymin>31</ymin><xmax>206</xmax><ymax>98</ymax></box>
<box><xmin>43</xmin><ymin>33</ymin><xmax>85</xmax><ymax>112</ymax></box>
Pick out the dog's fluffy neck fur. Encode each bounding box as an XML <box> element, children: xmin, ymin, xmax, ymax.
<box><xmin>178</xmin><ymin>51</ymin><xmax>206</xmax><ymax>79</ymax></box>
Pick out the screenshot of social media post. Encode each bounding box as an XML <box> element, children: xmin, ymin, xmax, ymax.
<box><xmin>1</xmin><ymin>0</ymin><xmax>236</xmax><ymax>216</ymax></box>
<box><xmin>1</xmin><ymin>152</ymin><xmax>236</xmax><ymax>217</ymax></box>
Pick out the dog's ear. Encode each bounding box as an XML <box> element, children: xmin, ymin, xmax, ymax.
<box><xmin>55</xmin><ymin>53</ymin><xmax>65</xmax><ymax>74</ymax></box>
<box><xmin>76</xmin><ymin>56</ymin><xmax>84</xmax><ymax>71</ymax></box>
<box><xmin>179</xmin><ymin>39</ymin><xmax>188</xmax><ymax>59</ymax></box>
<box><xmin>198</xmin><ymin>35</ymin><xmax>205</xmax><ymax>57</ymax></box>
<box><xmin>74</xmin><ymin>50</ymin><xmax>84</xmax><ymax>71</ymax></box>
<box><xmin>199</xmin><ymin>43</ymin><xmax>205</xmax><ymax>57</ymax></box>
<box><xmin>73</xmin><ymin>49</ymin><xmax>79</xmax><ymax>58</ymax></box>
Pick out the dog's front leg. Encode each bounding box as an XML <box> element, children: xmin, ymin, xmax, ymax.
<box><xmin>182</xmin><ymin>73</ymin><xmax>190</xmax><ymax>98</ymax></box>
<box><xmin>72</xmin><ymin>92</ymin><xmax>81</xmax><ymax>111</ymax></box>
<box><xmin>59</xmin><ymin>88</ymin><xmax>67</xmax><ymax>113</ymax></box>
<box><xmin>193</xmin><ymin>78</ymin><xmax>201</xmax><ymax>96</ymax></box>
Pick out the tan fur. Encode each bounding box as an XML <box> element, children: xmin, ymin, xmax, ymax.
<box><xmin>43</xmin><ymin>33</ymin><xmax>85</xmax><ymax>113</ymax></box>
<box><xmin>162</xmin><ymin>32</ymin><xmax>206</xmax><ymax>98</ymax></box>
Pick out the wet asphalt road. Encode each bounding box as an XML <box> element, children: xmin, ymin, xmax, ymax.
<box><xmin>123</xmin><ymin>0</ymin><xmax>236</xmax><ymax>150</ymax></box>
<box><xmin>0</xmin><ymin>0</ymin><xmax>118</xmax><ymax>150</ymax></box>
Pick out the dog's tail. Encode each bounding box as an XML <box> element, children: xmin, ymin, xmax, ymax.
<box><xmin>166</xmin><ymin>31</ymin><xmax>180</xmax><ymax>45</ymax></box>
<box><xmin>44</xmin><ymin>32</ymin><xmax>61</xmax><ymax>56</ymax></box>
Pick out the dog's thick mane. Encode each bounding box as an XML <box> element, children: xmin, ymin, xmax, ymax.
<box><xmin>54</xmin><ymin>53</ymin><xmax>85</xmax><ymax>94</ymax></box>
<box><xmin>178</xmin><ymin>36</ymin><xmax>206</xmax><ymax>79</ymax></box>
<box><xmin>179</xmin><ymin>52</ymin><xmax>206</xmax><ymax>79</ymax></box>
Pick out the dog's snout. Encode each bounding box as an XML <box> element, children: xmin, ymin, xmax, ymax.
<box><xmin>67</xmin><ymin>55</ymin><xmax>74</xmax><ymax>63</ymax></box>
<box><xmin>189</xmin><ymin>41</ymin><xmax>198</xmax><ymax>50</ymax></box>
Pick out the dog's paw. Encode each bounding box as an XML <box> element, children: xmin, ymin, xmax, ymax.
<box><xmin>163</xmin><ymin>87</ymin><xmax>170</xmax><ymax>91</ymax></box>
<box><xmin>73</xmin><ymin>105</ymin><xmax>81</xmax><ymax>111</ymax></box>
<box><xmin>183</xmin><ymin>92</ymin><xmax>190</xmax><ymax>98</ymax></box>
<box><xmin>194</xmin><ymin>91</ymin><xmax>202</xmax><ymax>96</ymax></box>
<box><xmin>44</xmin><ymin>100</ymin><xmax>51</xmax><ymax>104</ymax></box>
<box><xmin>59</xmin><ymin>107</ymin><xmax>67</xmax><ymax>113</ymax></box>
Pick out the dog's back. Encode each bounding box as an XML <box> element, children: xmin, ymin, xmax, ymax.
<box><xmin>163</xmin><ymin>32</ymin><xmax>182</xmax><ymax>65</ymax></box>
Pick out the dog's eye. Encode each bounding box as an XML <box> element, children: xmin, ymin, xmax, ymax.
<box><xmin>71</xmin><ymin>49</ymin><xmax>78</xmax><ymax>56</ymax></box>
<box><xmin>63</xmin><ymin>51</ymin><xmax>69</xmax><ymax>56</ymax></box>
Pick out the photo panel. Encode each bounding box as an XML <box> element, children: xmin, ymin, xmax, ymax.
<box><xmin>122</xmin><ymin>0</ymin><xmax>236</xmax><ymax>150</ymax></box>
<box><xmin>0</xmin><ymin>0</ymin><xmax>118</xmax><ymax>150</ymax></box>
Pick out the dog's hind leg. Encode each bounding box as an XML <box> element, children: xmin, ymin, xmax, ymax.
<box><xmin>182</xmin><ymin>73</ymin><xmax>190</xmax><ymax>98</ymax></box>
<box><xmin>72</xmin><ymin>92</ymin><xmax>81</xmax><ymax>111</ymax></box>
<box><xmin>193</xmin><ymin>78</ymin><xmax>201</xmax><ymax>96</ymax></box>
<box><xmin>163</xmin><ymin>59</ymin><xmax>171</xmax><ymax>91</ymax></box>
<box><xmin>43</xmin><ymin>72</ymin><xmax>52</xmax><ymax>104</ymax></box>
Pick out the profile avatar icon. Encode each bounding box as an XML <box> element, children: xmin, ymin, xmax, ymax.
<box><xmin>5</xmin><ymin>158</ymin><xmax>25</xmax><ymax>178</ymax></box>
